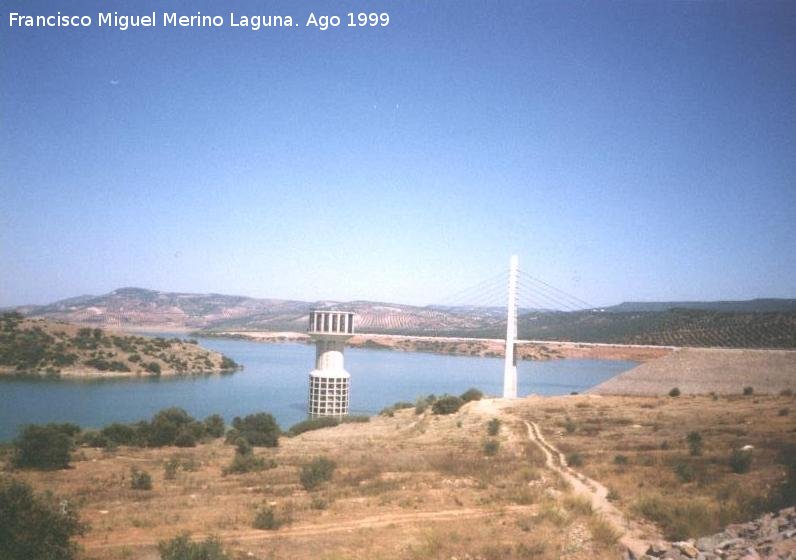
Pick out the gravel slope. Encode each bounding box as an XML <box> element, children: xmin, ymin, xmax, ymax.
<box><xmin>588</xmin><ymin>347</ymin><xmax>796</xmax><ymax>395</ymax></box>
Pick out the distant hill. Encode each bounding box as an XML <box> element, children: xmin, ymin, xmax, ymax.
<box><xmin>25</xmin><ymin>287</ymin><xmax>311</xmax><ymax>331</ymax></box>
<box><xmin>14</xmin><ymin>288</ymin><xmax>796</xmax><ymax>349</ymax></box>
<box><xmin>19</xmin><ymin>288</ymin><xmax>505</xmax><ymax>335</ymax></box>
<box><xmin>605</xmin><ymin>299</ymin><xmax>796</xmax><ymax>313</ymax></box>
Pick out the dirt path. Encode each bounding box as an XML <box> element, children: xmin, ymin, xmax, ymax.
<box><xmin>82</xmin><ymin>504</ymin><xmax>535</xmax><ymax>551</ymax></box>
<box><xmin>469</xmin><ymin>398</ymin><xmax>656</xmax><ymax>557</ymax></box>
<box><xmin>523</xmin><ymin>419</ymin><xmax>654</xmax><ymax>556</ymax></box>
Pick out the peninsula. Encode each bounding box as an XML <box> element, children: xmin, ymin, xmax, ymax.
<box><xmin>0</xmin><ymin>312</ymin><xmax>239</xmax><ymax>378</ymax></box>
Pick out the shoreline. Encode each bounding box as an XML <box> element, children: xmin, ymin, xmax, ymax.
<box><xmin>198</xmin><ymin>330</ymin><xmax>673</xmax><ymax>362</ymax></box>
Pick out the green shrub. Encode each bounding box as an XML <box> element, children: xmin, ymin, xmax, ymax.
<box><xmin>231</xmin><ymin>413</ymin><xmax>280</xmax><ymax>447</ymax></box>
<box><xmin>483</xmin><ymin>439</ymin><xmax>499</xmax><ymax>456</ymax></box>
<box><xmin>287</xmin><ymin>416</ymin><xmax>339</xmax><ymax>436</ymax></box>
<box><xmin>431</xmin><ymin>395</ymin><xmax>463</xmax><ymax>415</ymax></box>
<box><xmin>460</xmin><ymin>388</ymin><xmax>484</xmax><ymax>402</ymax></box>
<box><xmin>130</xmin><ymin>468</ymin><xmax>152</xmax><ymax>490</ymax></box>
<box><xmin>379</xmin><ymin>401</ymin><xmax>413</xmax><ymax>416</ymax></box>
<box><xmin>174</xmin><ymin>428</ymin><xmax>197</xmax><ymax>448</ymax></box>
<box><xmin>158</xmin><ymin>533</ymin><xmax>230</xmax><ymax>560</ymax></box>
<box><xmin>220</xmin><ymin>356</ymin><xmax>238</xmax><ymax>370</ymax></box>
<box><xmin>0</xmin><ymin>478</ymin><xmax>86</xmax><ymax>560</ymax></box>
<box><xmin>613</xmin><ymin>454</ymin><xmax>628</xmax><ymax>465</ymax></box>
<box><xmin>668</xmin><ymin>387</ymin><xmax>681</xmax><ymax>397</ymax></box>
<box><xmin>146</xmin><ymin>362</ymin><xmax>161</xmax><ymax>375</ymax></box>
<box><xmin>674</xmin><ymin>461</ymin><xmax>695</xmax><ymax>483</ymax></box>
<box><xmin>729</xmin><ymin>449</ymin><xmax>753</xmax><ymax>474</ymax></box>
<box><xmin>164</xmin><ymin>458</ymin><xmax>180</xmax><ymax>480</ymax></box>
<box><xmin>341</xmin><ymin>415</ymin><xmax>370</xmax><ymax>424</ymax></box>
<box><xmin>252</xmin><ymin>507</ymin><xmax>282</xmax><ymax>530</ymax></box>
<box><xmin>743</xmin><ymin>386</ymin><xmax>754</xmax><ymax>396</ymax></box>
<box><xmin>203</xmin><ymin>414</ymin><xmax>225</xmax><ymax>438</ymax></box>
<box><xmin>415</xmin><ymin>394</ymin><xmax>436</xmax><ymax>414</ymax></box>
<box><xmin>79</xmin><ymin>431</ymin><xmax>112</xmax><ymax>448</ymax></box>
<box><xmin>222</xmin><ymin>440</ymin><xmax>275</xmax><ymax>476</ymax></box>
<box><xmin>564</xmin><ymin>418</ymin><xmax>577</xmax><ymax>434</ymax></box>
<box><xmin>148</xmin><ymin>408</ymin><xmax>200</xmax><ymax>447</ymax></box>
<box><xmin>487</xmin><ymin>418</ymin><xmax>501</xmax><ymax>436</ymax></box>
<box><xmin>686</xmin><ymin>431</ymin><xmax>703</xmax><ymax>456</ymax></box>
<box><xmin>100</xmin><ymin>423</ymin><xmax>138</xmax><ymax>446</ymax></box>
<box><xmin>310</xmin><ymin>496</ymin><xmax>329</xmax><ymax>510</ymax></box>
<box><xmin>779</xmin><ymin>408</ymin><xmax>790</xmax><ymax>417</ymax></box>
<box><xmin>566</xmin><ymin>452</ymin><xmax>583</xmax><ymax>467</ymax></box>
<box><xmin>13</xmin><ymin>424</ymin><xmax>76</xmax><ymax>470</ymax></box>
<box><xmin>300</xmin><ymin>457</ymin><xmax>336</xmax><ymax>491</ymax></box>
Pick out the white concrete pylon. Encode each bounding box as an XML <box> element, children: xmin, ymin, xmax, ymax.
<box><xmin>503</xmin><ymin>255</ymin><xmax>519</xmax><ymax>398</ymax></box>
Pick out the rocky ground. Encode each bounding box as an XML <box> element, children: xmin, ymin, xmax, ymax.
<box><xmin>634</xmin><ymin>507</ymin><xmax>796</xmax><ymax>560</ymax></box>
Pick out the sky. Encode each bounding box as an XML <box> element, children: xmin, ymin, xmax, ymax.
<box><xmin>1</xmin><ymin>1</ymin><xmax>795</xmax><ymax>308</ymax></box>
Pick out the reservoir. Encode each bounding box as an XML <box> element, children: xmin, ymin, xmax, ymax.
<box><xmin>0</xmin><ymin>336</ymin><xmax>636</xmax><ymax>441</ymax></box>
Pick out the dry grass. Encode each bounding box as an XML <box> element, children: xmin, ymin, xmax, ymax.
<box><xmin>513</xmin><ymin>393</ymin><xmax>796</xmax><ymax>540</ymax></box>
<box><xmin>1</xmin><ymin>403</ymin><xmax>622</xmax><ymax>560</ymax></box>
<box><xmin>9</xmin><ymin>393</ymin><xmax>786</xmax><ymax>557</ymax></box>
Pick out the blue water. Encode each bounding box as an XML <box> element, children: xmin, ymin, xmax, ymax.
<box><xmin>0</xmin><ymin>337</ymin><xmax>636</xmax><ymax>441</ymax></box>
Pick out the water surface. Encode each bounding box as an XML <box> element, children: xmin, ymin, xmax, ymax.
<box><xmin>0</xmin><ymin>337</ymin><xmax>635</xmax><ymax>441</ymax></box>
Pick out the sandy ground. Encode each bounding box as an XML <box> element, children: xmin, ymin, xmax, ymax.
<box><xmin>589</xmin><ymin>347</ymin><xmax>796</xmax><ymax>395</ymax></box>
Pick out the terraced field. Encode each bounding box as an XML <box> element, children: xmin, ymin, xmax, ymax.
<box><xmin>518</xmin><ymin>310</ymin><xmax>796</xmax><ymax>349</ymax></box>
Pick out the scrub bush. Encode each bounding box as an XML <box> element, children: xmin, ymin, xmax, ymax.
<box><xmin>300</xmin><ymin>457</ymin><xmax>336</xmax><ymax>490</ymax></box>
<box><xmin>0</xmin><ymin>478</ymin><xmax>86</xmax><ymax>560</ymax></box>
<box><xmin>431</xmin><ymin>395</ymin><xmax>463</xmax><ymax>415</ymax></box>
<box><xmin>460</xmin><ymin>388</ymin><xmax>484</xmax><ymax>402</ymax></box>
<box><xmin>13</xmin><ymin>424</ymin><xmax>77</xmax><ymax>470</ymax></box>
<box><xmin>487</xmin><ymin>418</ymin><xmax>501</xmax><ymax>436</ymax></box>
<box><xmin>158</xmin><ymin>533</ymin><xmax>230</xmax><ymax>560</ymax></box>
<box><xmin>130</xmin><ymin>468</ymin><xmax>152</xmax><ymax>490</ymax></box>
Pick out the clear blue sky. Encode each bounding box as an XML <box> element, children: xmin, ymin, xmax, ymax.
<box><xmin>2</xmin><ymin>1</ymin><xmax>794</xmax><ymax>307</ymax></box>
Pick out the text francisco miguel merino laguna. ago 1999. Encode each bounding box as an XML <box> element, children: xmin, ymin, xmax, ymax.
<box><xmin>8</xmin><ymin>11</ymin><xmax>391</xmax><ymax>31</ymax></box>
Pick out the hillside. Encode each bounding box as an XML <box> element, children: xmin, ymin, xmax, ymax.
<box><xmin>606</xmin><ymin>299</ymin><xmax>796</xmax><ymax>313</ymax></box>
<box><xmin>517</xmin><ymin>309</ymin><xmax>796</xmax><ymax>348</ymax></box>
<box><xmin>13</xmin><ymin>288</ymin><xmax>796</xmax><ymax>349</ymax></box>
<box><xmin>0</xmin><ymin>313</ymin><xmax>239</xmax><ymax>378</ymax></box>
<box><xmin>6</xmin><ymin>394</ymin><xmax>796</xmax><ymax>559</ymax></box>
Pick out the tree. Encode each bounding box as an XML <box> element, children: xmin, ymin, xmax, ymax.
<box><xmin>203</xmin><ymin>414</ymin><xmax>225</xmax><ymax>438</ymax></box>
<box><xmin>145</xmin><ymin>407</ymin><xmax>202</xmax><ymax>447</ymax></box>
<box><xmin>231</xmin><ymin>413</ymin><xmax>280</xmax><ymax>447</ymax></box>
<box><xmin>0</xmin><ymin>478</ymin><xmax>86</xmax><ymax>560</ymax></box>
<box><xmin>13</xmin><ymin>424</ymin><xmax>76</xmax><ymax>470</ymax></box>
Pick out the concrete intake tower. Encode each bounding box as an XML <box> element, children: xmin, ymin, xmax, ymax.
<box><xmin>307</xmin><ymin>310</ymin><xmax>355</xmax><ymax>418</ymax></box>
